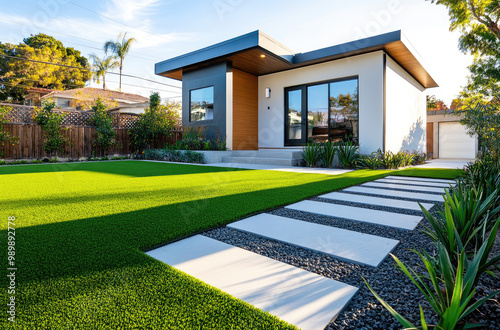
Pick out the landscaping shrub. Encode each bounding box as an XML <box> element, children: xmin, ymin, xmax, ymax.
<box><xmin>144</xmin><ymin>148</ymin><xmax>205</xmax><ymax>164</ymax></box>
<box><xmin>365</xmin><ymin>238</ymin><xmax>500</xmax><ymax>329</ymax></box>
<box><xmin>0</xmin><ymin>105</ymin><xmax>19</xmax><ymax>157</ymax></box>
<box><xmin>129</xmin><ymin>92</ymin><xmax>179</xmax><ymax>152</ymax></box>
<box><xmin>33</xmin><ymin>101</ymin><xmax>71</xmax><ymax>157</ymax></box>
<box><xmin>356</xmin><ymin>150</ymin><xmax>384</xmax><ymax>169</ymax></box>
<box><xmin>320</xmin><ymin>140</ymin><xmax>336</xmax><ymax>168</ymax></box>
<box><xmin>300</xmin><ymin>143</ymin><xmax>321</xmax><ymax>167</ymax></box>
<box><xmin>89</xmin><ymin>98</ymin><xmax>116</xmax><ymax>156</ymax></box>
<box><xmin>171</xmin><ymin>127</ymin><xmax>227</xmax><ymax>151</ymax></box>
<box><xmin>336</xmin><ymin>141</ymin><xmax>360</xmax><ymax>168</ymax></box>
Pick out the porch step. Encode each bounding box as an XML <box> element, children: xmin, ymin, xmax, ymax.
<box><xmin>222</xmin><ymin>156</ymin><xmax>302</xmax><ymax>166</ymax></box>
<box><xmin>230</xmin><ymin>150</ymin><xmax>303</xmax><ymax>159</ymax></box>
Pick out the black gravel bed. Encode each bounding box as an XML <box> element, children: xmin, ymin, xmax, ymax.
<box><xmin>340</xmin><ymin>190</ymin><xmax>445</xmax><ymax>204</ymax></box>
<box><xmin>359</xmin><ymin>185</ymin><xmax>444</xmax><ymax>195</ymax></box>
<box><xmin>309</xmin><ymin>197</ymin><xmax>424</xmax><ymax>216</ymax></box>
<box><xmin>202</xmin><ymin>202</ymin><xmax>499</xmax><ymax>329</ymax></box>
<box><xmin>202</xmin><ymin>221</ymin><xmax>441</xmax><ymax>329</ymax></box>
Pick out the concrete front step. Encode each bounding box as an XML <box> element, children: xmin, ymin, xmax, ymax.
<box><xmin>222</xmin><ymin>156</ymin><xmax>301</xmax><ymax>166</ymax></box>
<box><xmin>230</xmin><ymin>150</ymin><xmax>303</xmax><ymax>159</ymax></box>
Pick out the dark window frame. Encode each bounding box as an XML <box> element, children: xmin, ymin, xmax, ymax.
<box><xmin>189</xmin><ymin>85</ymin><xmax>215</xmax><ymax>122</ymax></box>
<box><xmin>284</xmin><ymin>75</ymin><xmax>359</xmax><ymax>146</ymax></box>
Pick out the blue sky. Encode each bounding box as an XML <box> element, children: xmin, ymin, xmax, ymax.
<box><xmin>1</xmin><ymin>0</ymin><xmax>471</xmax><ymax>105</ymax></box>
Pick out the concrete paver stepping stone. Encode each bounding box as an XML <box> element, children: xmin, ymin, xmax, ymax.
<box><xmin>228</xmin><ymin>213</ymin><xmax>399</xmax><ymax>267</ymax></box>
<box><xmin>385</xmin><ymin>175</ymin><xmax>455</xmax><ymax>184</ymax></box>
<box><xmin>375</xmin><ymin>178</ymin><xmax>452</xmax><ymax>188</ymax></box>
<box><xmin>146</xmin><ymin>235</ymin><xmax>358</xmax><ymax>330</ymax></box>
<box><xmin>363</xmin><ymin>182</ymin><xmax>445</xmax><ymax>193</ymax></box>
<box><xmin>344</xmin><ymin>186</ymin><xmax>444</xmax><ymax>202</ymax></box>
<box><xmin>285</xmin><ymin>200</ymin><xmax>422</xmax><ymax>230</ymax></box>
<box><xmin>319</xmin><ymin>192</ymin><xmax>434</xmax><ymax>211</ymax></box>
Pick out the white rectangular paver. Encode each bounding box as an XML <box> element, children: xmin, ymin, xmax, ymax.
<box><xmin>228</xmin><ymin>214</ymin><xmax>399</xmax><ymax>267</ymax></box>
<box><xmin>385</xmin><ymin>175</ymin><xmax>455</xmax><ymax>184</ymax></box>
<box><xmin>147</xmin><ymin>235</ymin><xmax>357</xmax><ymax>330</ymax></box>
<box><xmin>319</xmin><ymin>192</ymin><xmax>434</xmax><ymax>211</ymax></box>
<box><xmin>363</xmin><ymin>182</ymin><xmax>446</xmax><ymax>193</ymax></box>
<box><xmin>376</xmin><ymin>178</ymin><xmax>452</xmax><ymax>188</ymax></box>
<box><xmin>344</xmin><ymin>186</ymin><xmax>444</xmax><ymax>202</ymax></box>
<box><xmin>285</xmin><ymin>200</ymin><xmax>422</xmax><ymax>230</ymax></box>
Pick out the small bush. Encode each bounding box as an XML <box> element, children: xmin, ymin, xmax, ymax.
<box><xmin>300</xmin><ymin>143</ymin><xmax>321</xmax><ymax>167</ymax></box>
<box><xmin>337</xmin><ymin>141</ymin><xmax>360</xmax><ymax>169</ymax></box>
<box><xmin>320</xmin><ymin>141</ymin><xmax>336</xmax><ymax>168</ymax></box>
<box><xmin>143</xmin><ymin>148</ymin><xmax>205</xmax><ymax>164</ymax></box>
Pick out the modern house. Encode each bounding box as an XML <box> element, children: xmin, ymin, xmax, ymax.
<box><xmin>155</xmin><ymin>30</ymin><xmax>437</xmax><ymax>154</ymax></box>
<box><xmin>25</xmin><ymin>87</ymin><xmax>149</xmax><ymax>114</ymax></box>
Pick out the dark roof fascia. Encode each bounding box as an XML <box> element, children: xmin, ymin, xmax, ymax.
<box><xmin>293</xmin><ymin>31</ymin><xmax>401</xmax><ymax>65</ymax></box>
<box><xmin>155</xmin><ymin>30</ymin><xmax>294</xmax><ymax>76</ymax></box>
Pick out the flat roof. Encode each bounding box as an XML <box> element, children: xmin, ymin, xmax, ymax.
<box><xmin>155</xmin><ymin>30</ymin><xmax>438</xmax><ymax>88</ymax></box>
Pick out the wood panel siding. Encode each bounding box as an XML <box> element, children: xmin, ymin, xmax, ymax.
<box><xmin>426</xmin><ymin>122</ymin><xmax>434</xmax><ymax>158</ymax></box>
<box><xmin>232</xmin><ymin>69</ymin><xmax>258</xmax><ymax>150</ymax></box>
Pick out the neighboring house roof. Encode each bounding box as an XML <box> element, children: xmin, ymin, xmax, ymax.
<box><xmin>155</xmin><ymin>30</ymin><xmax>438</xmax><ymax>88</ymax></box>
<box><xmin>40</xmin><ymin>87</ymin><xmax>149</xmax><ymax>104</ymax></box>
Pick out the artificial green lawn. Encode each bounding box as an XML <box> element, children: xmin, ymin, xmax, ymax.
<box><xmin>0</xmin><ymin>161</ymin><xmax>461</xmax><ymax>329</ymax></box>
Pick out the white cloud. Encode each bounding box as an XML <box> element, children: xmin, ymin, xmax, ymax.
<box><xmin>102</xmin><ymin>0</ymin><xmax>162</xmax><ymax>22</ymax></box>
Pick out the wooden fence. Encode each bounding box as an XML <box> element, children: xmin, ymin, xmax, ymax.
<box><xmin>2</xmin><ymin>123</ymin><xmax>182</xmax><ymax>159</ymax></box>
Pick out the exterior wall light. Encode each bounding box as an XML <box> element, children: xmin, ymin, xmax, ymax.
<box><xmin>265</xmin><ymin>88</ymin><xmax>271</xmax><ymax>98</ymax></box>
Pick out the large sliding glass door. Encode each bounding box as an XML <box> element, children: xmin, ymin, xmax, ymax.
<box><xmin>285</xmin><ymin>77</ymin><xmax>358</xmax><ymax>146</ymax></box>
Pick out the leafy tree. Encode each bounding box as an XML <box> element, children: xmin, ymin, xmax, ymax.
<box><xmin>129</xmin><ymin>92</ymin><xmax>180</xmax><ymax>152</ymax></box>
<box><xmin>460</xmin><ymin>100</ymin><xmax>500</xmax><ymax>159</ymax></box>
<box><xmin>33</xmin><ymin>101</ymin><xmax>71</xmax><ymax>157</ymax></box>
<box><xmin>429</xmin><ymin>1</ymin><xmax>500</xmax><ymax>102</ymax></box>
<box><xmin>0</xmin><ymin>106</ymin><xmax>19</xmax><ymax>157</ymax></box>
<box><xmin>104</xmin><ymin>33</ymin><xmax>136</xmax><ymax>90</ymax></box>
<box><xmin>89</xmin><ymin>98</ymin><xmax>116</xmax><ymax>156</ymax></box>
<box><xmin>89</xmin><ymin>54</ymin><xmax>119</xmax><ymax>90</ymax></box>
<box><xmin>0</xmin><ymin>34</ymin><xmax>91</xmax><ymax>102</ymax></box>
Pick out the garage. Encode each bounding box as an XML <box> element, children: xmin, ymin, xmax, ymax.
<box><xmin>438</xmin><ymin>122</ymin><xmax>476</xmax><ymax>159</ymax></box>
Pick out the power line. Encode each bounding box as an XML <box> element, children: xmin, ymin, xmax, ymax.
<box><xmin>0</xmin><ymin>53</ymin><xmax>182</xmax><ymax>89</ymax></box>
<box><xmin>0</xmin><ymin>19</ymin><xmax>161</xmax><ymax>62</ymax></box>
<box><xmin>66</xmin><ymin>1</ymin><xmax>174</xmax><ymax>43</ymax></box>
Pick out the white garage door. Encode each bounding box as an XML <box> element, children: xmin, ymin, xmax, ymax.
<box><xmin>439</xmin><ymin>122</ymin><xmax>476</xmax><ymax>159</ymax></box>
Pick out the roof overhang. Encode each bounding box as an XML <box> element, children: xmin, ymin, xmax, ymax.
<box><xmin>155</xmin><ymin>30</ymin><xmax>438</xmax><ymax>88</ymax></box>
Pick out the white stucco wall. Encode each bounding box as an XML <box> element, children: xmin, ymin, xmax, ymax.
<box><xmin>385</xmin><ymin>57</ymin><xmax>427</xmax><ymax>153</ymax></box>
<box><xmin>258</xmin><ymin>51</ymin><xmax>385</xmax><ymax>154</ymax></box>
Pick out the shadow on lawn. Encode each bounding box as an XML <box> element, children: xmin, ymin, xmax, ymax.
<box><xmin>1</xmin><ymin>170</ymin><xmax>390</xmax><ymax>286</ymax></box>
<box><xmin>0</xmin><ymin>160</ymin><xmax>248</xmax><ymax>177</ymax></box>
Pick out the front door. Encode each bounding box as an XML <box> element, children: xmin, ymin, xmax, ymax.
<box><xmin>284</xmin><ymin>86</ymin><xmax>307</xmax><ymax>145</ymax></box>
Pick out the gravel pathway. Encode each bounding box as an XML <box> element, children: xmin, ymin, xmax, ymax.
<box><xmin>202</xmin><ymin>185</ymin><xmax>500</xmax><ymax>329</ymax></box>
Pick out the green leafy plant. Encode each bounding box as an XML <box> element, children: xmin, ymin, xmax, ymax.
<box><xmin>33</xmin><ymin>101</ymin><xmax>71</xmax><ymax>157</ymax></box>
<box><xmin>336</xmin><ymin>141</ymin><xmax>360</xmax><ymax>168</ymax></box>
<box><xmin>0</xmin><ymin>105</ymin><xmax>19</xmax><ymax>157</ymax></box>
<box><xmin>300</xmin><ymin>143</ymin><xmax>321</xmax><ymax>167</ymax></box>
<box><xmin>356</xmin><ymin>149</ymin><xmax>383</xmax><ymax>169</ymax></box>
<box><xmin>365</xmin><ymin>236</ymin><xmax>500</xmax><ymax>329</ymax></box>
<box><xmin>460</xmin><ymin>158</ymin><xmax>500</xmax><ymax>206</ymax></box>
<box><xmin>89</xmin><ymin>98</ymin><xmax>116</xmax><ymax>156</ymax></box>
<box><xmin>320</xmin><ymin>141</ymin><xmax>336</xmax><ymax>168</ymax></box>
<box><xmin>129</xmin><ymin>92</ymin><xmax>179</xmax><ymax>153</ymax></box>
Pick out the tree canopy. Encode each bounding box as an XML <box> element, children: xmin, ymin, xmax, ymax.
<box><xmin>0</xmin><ymin>33</ymin><xmax>91</xmax><ymax>102</ymax></box>
<box><xmin>429</xmin><ymin>1</ymin><xmax>500</xmax><ymax>104</ymax></box>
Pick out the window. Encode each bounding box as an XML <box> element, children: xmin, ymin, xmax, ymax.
<box><xmin>190</xmin><ymin>86</ymin><xmax>214</xmax><ymax>121</ymax></box>
<box><xmin>285</xmin><ymin>77</ymin><xmax>358</xmax><ymax>145</ymax></box>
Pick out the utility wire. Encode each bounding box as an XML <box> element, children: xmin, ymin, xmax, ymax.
<box><xmin>0</xmin><ymin>53</ymin><xmax>182</xmax><ymax>90</ymax></box>
<box><xmin>0</xmin><ymin>19</ymin><xmax>161</xmax><ymax>62</ymax></box>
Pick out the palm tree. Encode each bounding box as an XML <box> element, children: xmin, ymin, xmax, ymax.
<box><xmin>104</xmin><ymin>32</ymin><xmax>136</xmax><ymax>90</ymax></box>
<box><xmin>89</xmin><ymin>54</ymin><xmax>119</xmax><ymax>90</ymax></box>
